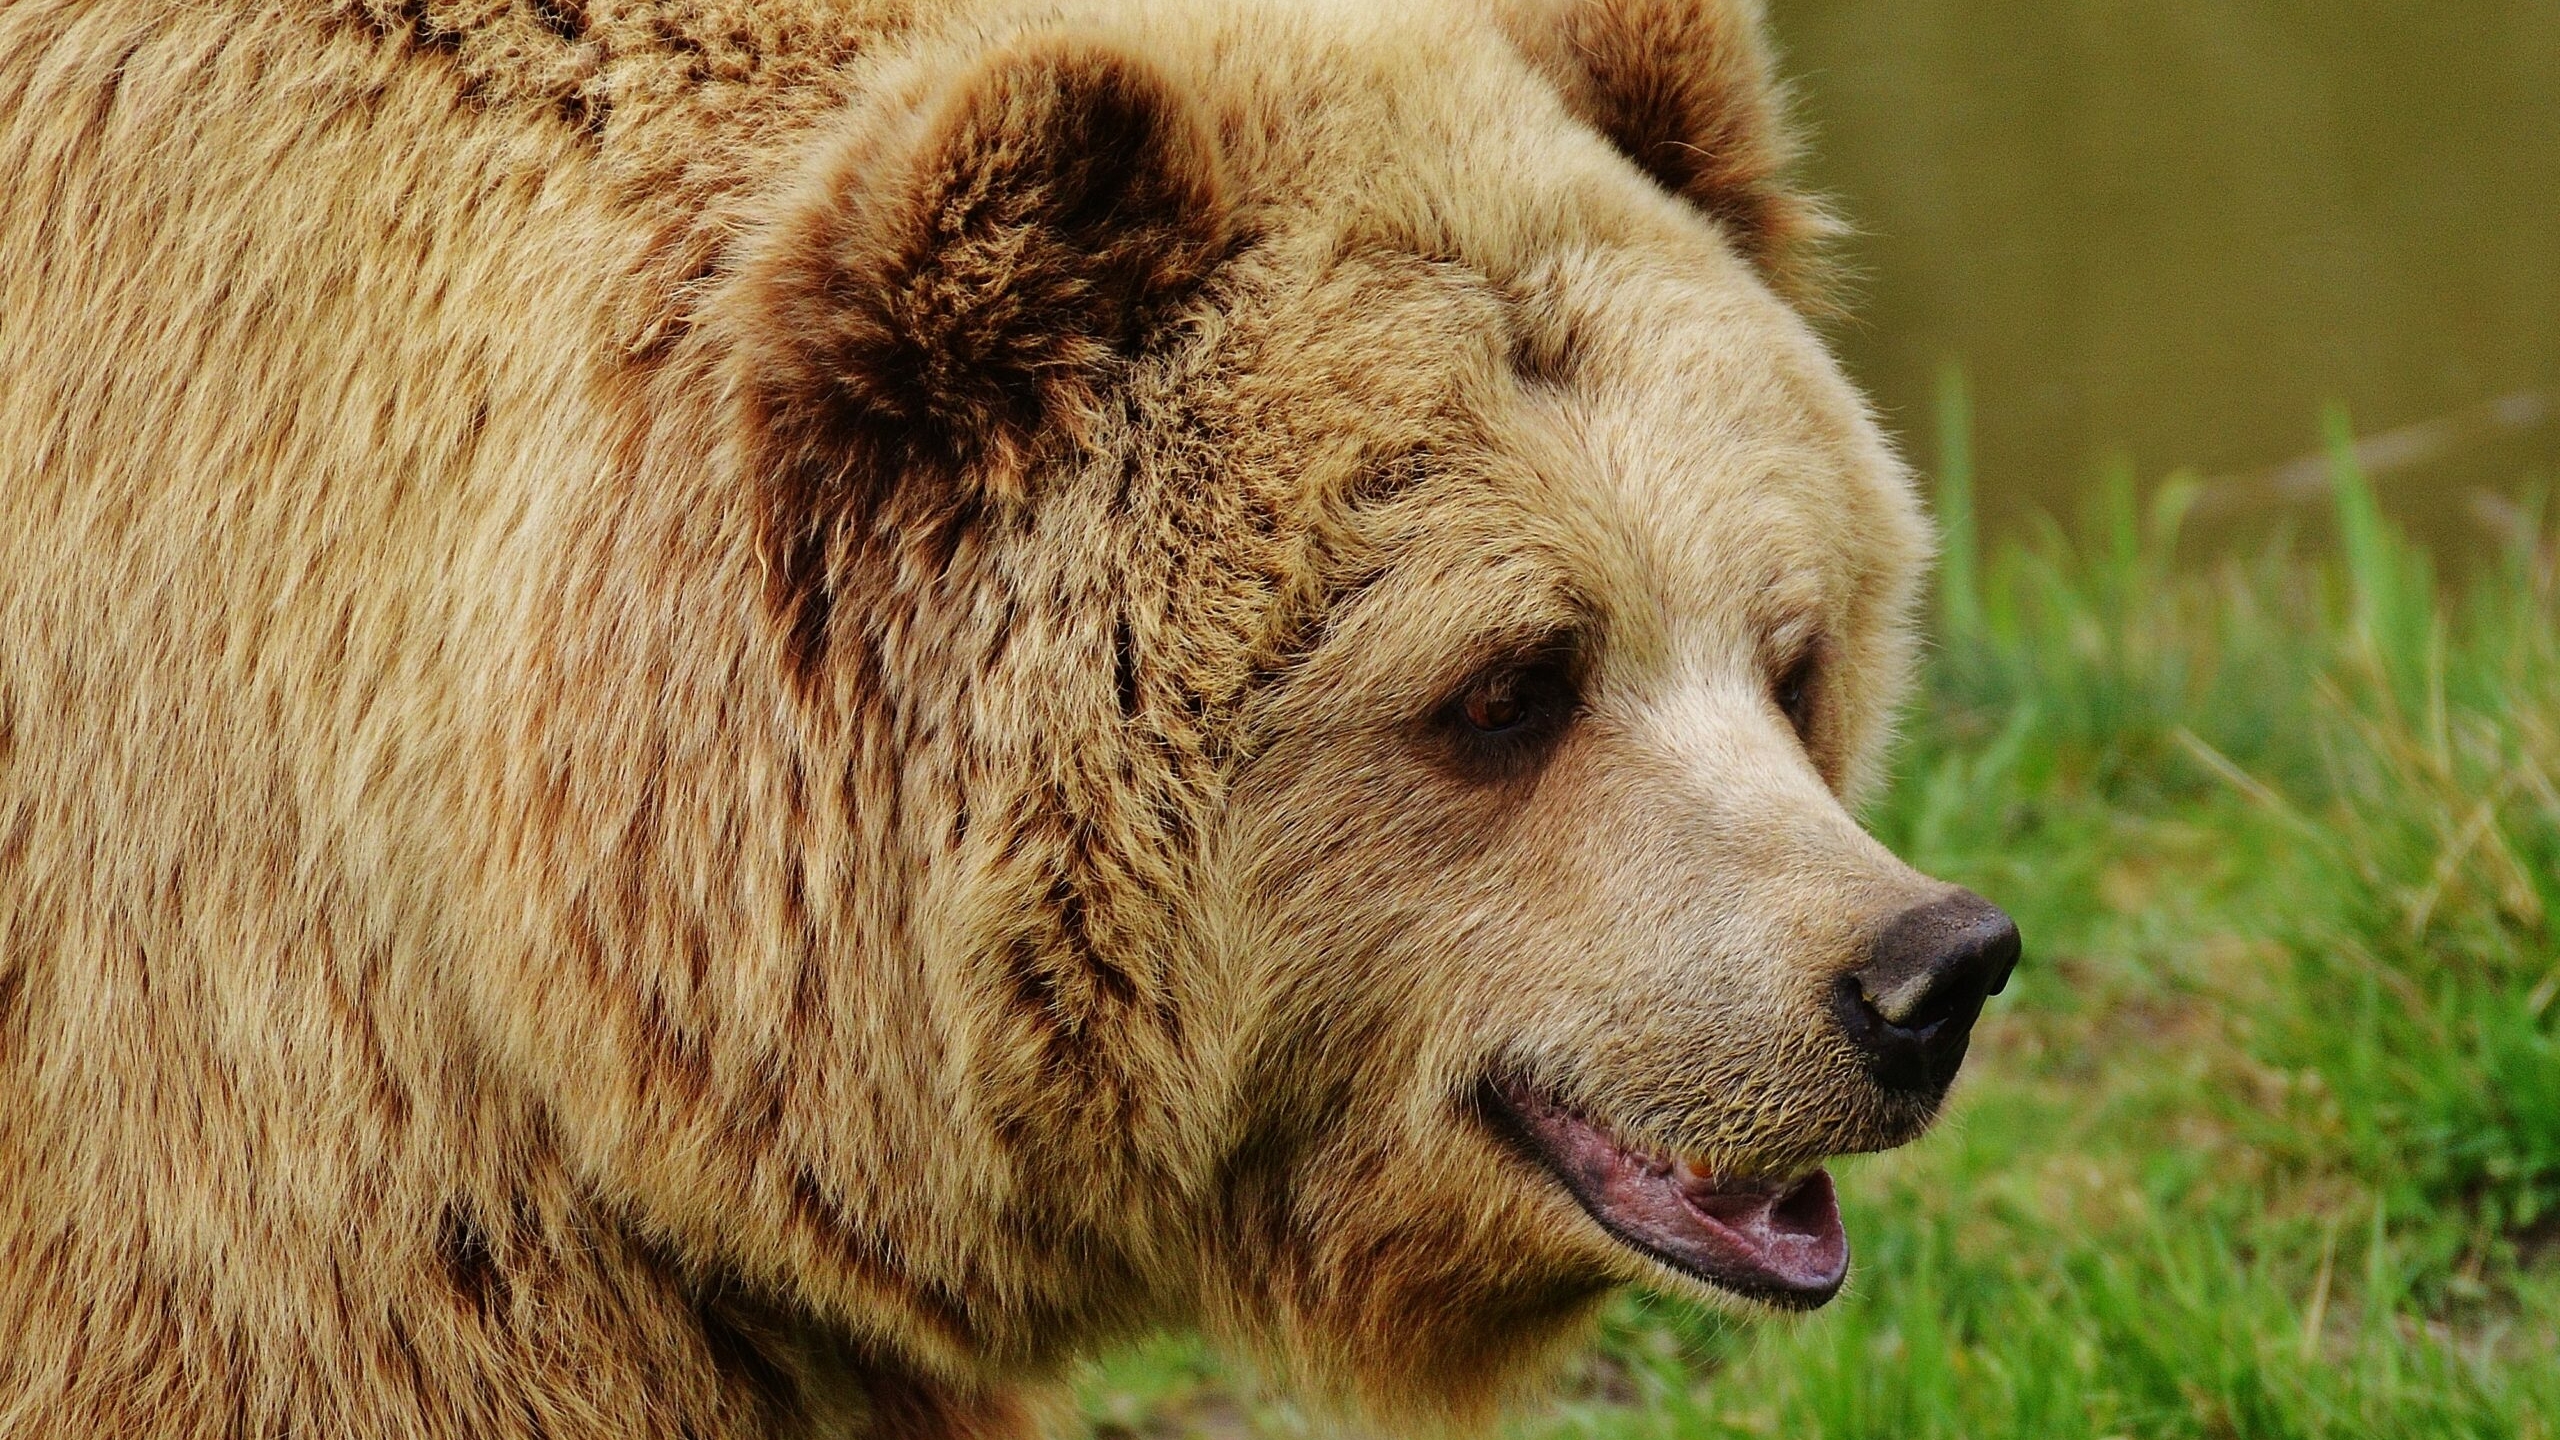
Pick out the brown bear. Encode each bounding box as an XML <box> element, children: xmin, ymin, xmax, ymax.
<box><xmin>0</xmin><ymin>0</ymin><xmax>2019</xmax><ymax>1435</ymax></box>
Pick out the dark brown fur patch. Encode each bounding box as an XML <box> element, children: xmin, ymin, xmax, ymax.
<box><xmin>385</xmin><ymin>0</ymin><xmax>461</xmax><ymax>55</ymax></box>
<box><xmin>784</xmin><ymin>1170</ymin><xmax>979</xmax><ymax>1351</ymax></box>
<box><xmin>528</xmin><ymin>0</ymin><xmax>587</xmax><ymax>46</ymax></box>
<box><xmin>433</xmin><ymin>1204</ymin><xmax>507</xmax><ymax>1317</ymax></box>
<box><xmin>333</xmin><ymin>0</ymin><xmax>773</xmax><ymax>144</ymax></box>
<box><xmin>0</xmin><ymin>965</ymin><xmax>25</xmax><ymax>1058</ymax></box>
<box><xmin>856</xmin><ymin>1366</ymin><xmax>1039</xmax><ymax>1440</ymax></box>
<box><xmin>687</xmin><ymin>1293</ymin><xmax>800</xmax><ymax>1423</ymax></box>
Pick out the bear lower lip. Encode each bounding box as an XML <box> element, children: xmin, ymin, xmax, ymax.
<box><xmin>1488</xmin><ymin>1080</ymin><xmax>1850</xmax><ymax>1308</ymax></box>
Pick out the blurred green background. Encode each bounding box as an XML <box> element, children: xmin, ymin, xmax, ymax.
<box><xmin>1073</xmin><ymin>5</ymin><xmax>2560</xmax><ymax>1436</ymax></box>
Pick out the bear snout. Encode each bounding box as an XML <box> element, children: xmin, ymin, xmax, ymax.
<box><xmin>1831</xmin><ymin>889</ymin><xmax>2021</xmax><ymax>1099</ymax></box>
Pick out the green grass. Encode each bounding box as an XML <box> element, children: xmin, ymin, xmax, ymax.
<box><xmin>1076</xmin><ymin>400</ymin><xmax>2560</xmax><ymax>1439</ymax></box>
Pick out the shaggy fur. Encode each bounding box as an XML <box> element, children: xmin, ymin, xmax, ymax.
<box><xmin>0</xmin><ymin>0</ymin><xmax>1944</xmax><ymax>1435</ymax></box>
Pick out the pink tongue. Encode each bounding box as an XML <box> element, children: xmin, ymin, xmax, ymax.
<box><xmin>1677</xmin><ymin>1170</ymin><xmax>1848</xmax><ymax>1296</ymax></box>
<box><xmin>1497</xmin><ymin>1083</ymin><xmax>1850</xmax><ymax>1305</ymax></box>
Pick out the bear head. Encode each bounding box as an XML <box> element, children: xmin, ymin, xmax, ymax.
<box><xmin>642</xmin><ymin>0</ymin><xmax>2016</xmax><ymax>1421</ymax></box>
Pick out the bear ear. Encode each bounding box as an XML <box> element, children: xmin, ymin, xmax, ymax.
<box><xmin>1499</xmin><ymin>0</ymin><xmax>1831</xmax><ymax>293</ymax></box>
<box><xmin>729</xmin><ymin>37</ymin><xmax>1232</xmax><ymax>509</ymax></box>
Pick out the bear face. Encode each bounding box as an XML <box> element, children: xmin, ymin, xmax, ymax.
<box><xmin>1162</xmin><ymin>157</ymin><xmax>1977</xmax><ymax>1416</ymax></box>
<box><xmin>690</xmin><ymin>0</ymin><xmax>2016</xmax><ymax>1417</ymax></box>
<box><xmin>1192</xmin><ymin>255</ymin><xmax>1966</xmax><ymax>1405</ymax></box>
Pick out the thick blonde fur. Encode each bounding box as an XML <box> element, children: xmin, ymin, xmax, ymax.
<box><xmin>0</xmin><ymin>1</ymin><xmax>1947</xmax><ymax>1435</ymax></box>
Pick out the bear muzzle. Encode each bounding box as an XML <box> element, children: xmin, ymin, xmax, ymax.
<box><xmin>1477</xmin><ymin>890</ymin><xmax>2021</xmax><ymax>1310</ymax></box>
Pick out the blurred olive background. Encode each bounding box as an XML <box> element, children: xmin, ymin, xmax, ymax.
<box><xmin>1768</xmin><ymin>0</ymin><xmax>2560</xmax><ymax>546</ymax></box>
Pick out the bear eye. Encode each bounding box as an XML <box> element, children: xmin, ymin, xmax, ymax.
<box><xmin>1773</xmin><ymin>645</ymin><xmax>1820</xmax><ymax>743</ymax></box>
<box><xmin>1437</xmin><ymin>645</ymin><xmax>1582</xmax><ymax>779</ymax></box>
<box><xmin>1461</xmin><ymin>679</ymin><xmax>1530</xmax><ymax>733</ymax></box>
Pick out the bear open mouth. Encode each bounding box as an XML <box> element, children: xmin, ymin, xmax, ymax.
<box><xmin>1487</xmin><ymin>1079</ymin><xmax>1849</xmax><ymax>1309</ymax></box>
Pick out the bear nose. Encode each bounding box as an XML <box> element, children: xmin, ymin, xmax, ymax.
<box><xmin>1833</xmin><ymin>890</ymin><xmax>2021</xmax><ymax>1097</ymax></box>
